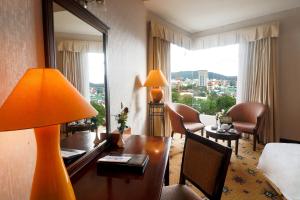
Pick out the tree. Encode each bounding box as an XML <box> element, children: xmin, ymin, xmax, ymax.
<box><xmin>216</xmin><ymin>95</ymin><xmax>236</xmax><ymax>112</ymax></box>
<box><xmin>198</xmin><ymin>98</ymin><xmax>218</xmax><ymax>115</ymax></box>
<box><xmin>179</xmin><ymin>95</ymin><xmax>193</xmax><ymax>107</ymax></box>
<box><xmin>172</xmin><ymin>89</ymin><xmax>180</xmax><ymax>102</ymax></box>
<box><xmin>172</xmin><ymin>88</ymin><xmax>236</xmax><ymax>115</ymax></box>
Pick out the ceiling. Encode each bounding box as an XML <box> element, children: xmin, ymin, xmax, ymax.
<box><xmin>144</xmin><ymin>0</ymin><xmax>300</xmax><ymax>33</ymax></box>
<box><xmin>53</xmin><ymin>3</ymin><xmax>101</xmax><ymax>36</ymax></box>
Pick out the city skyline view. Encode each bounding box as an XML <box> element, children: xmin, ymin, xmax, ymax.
<box><xmin>170</xmin><ymin>44</ymin><xmax>238</xmax><ymax>115</ymax></box>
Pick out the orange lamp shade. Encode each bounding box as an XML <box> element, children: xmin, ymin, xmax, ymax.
<box><xmin>0</xmin><ymin>68</ymin><xmax>97</xmax><ymax>131</ymax></box>
<box><xmin>0</xmin><ymin>68</ymin><xmax>98</xmax><ymax>200</ymax></box>
<box><xmin>144</xmin><ymin>69</ymin><xmax>168</xmax><ymax>88</ymax></box>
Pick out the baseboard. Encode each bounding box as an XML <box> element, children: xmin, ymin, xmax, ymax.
<box><xmin>280</xmin><ymin>138</ymin><xmax>300</xmax><ymax>144</ymax></box>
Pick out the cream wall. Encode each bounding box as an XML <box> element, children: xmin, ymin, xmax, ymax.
<box><xmin>192</xmin><ymin>7</ymin><xmax>300</xmax><ymax>141</ymax></box>
<box><xmin>0</xmin><ymin>0</ymin><xmax>148</xmax><ymax>199</ymax></box>
<box><xmin>0</xmin><ymin>0</ymin><xmax>44</xmax><ymax>199</ymax></box>
<box><xmin>88</xmin><ymin>0</ymin><xmax>148</xmax><ymax>134</ymax></box>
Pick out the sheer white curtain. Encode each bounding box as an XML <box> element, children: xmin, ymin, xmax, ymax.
<box><xmin>57</xmin><ymin>51</ymin><xmax>90</xmax><ymax>101</ymax></box>
<box><xmin>238</xmin><ymin>37</ymin><xmax>279</xmax><ymax>143</ymax></box>
<box><xmin>237</xmin><ymin>42</ymin><xmax>250</xmax><ymax>103</ymax></box>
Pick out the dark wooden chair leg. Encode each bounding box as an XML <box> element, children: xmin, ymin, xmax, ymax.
<box><xmin>235</xmin><ymin>139</ymin><xmax>239</xmax><ymax>155</ymax></box>
<box><xmin>180</xmin><ymin>134</ymin><xmax>183</xmax><ymax>138</ymax></box>
<box><xmin>164</xmin><ymin>158</ymin><xmax>170</xmax><ymax>186</ymax></box>
<box><xmin>253</xmin><ymin>134</ymin><xmax>257</xmax><ymax>151</ymax></box>
<box><xmin>171</xmin><ymin>131</ymin><xmax>174</xmax><ymax>138</ymax></box>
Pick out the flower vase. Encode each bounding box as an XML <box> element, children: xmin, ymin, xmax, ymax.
<box><xmin>93</xmin><ymin>132</ymin><xmax>100</xmax><ymax>146</ymax></box>
<box><xmin>117</xmin><ymin>132</ymin><xmax>125</xmax><ymax>148</ymax></box>
<box><xmin>216</xmin><ymin>117</ymin><xmax>219</xmax><ymax>128</ymax></box>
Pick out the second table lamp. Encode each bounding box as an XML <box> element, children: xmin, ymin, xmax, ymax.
<box><xmin>144</xmin><ymin>69</ymin><xmax>168</xmax><ymax>103</ymax></box>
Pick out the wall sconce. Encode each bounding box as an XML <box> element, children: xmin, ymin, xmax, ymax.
<box><xmin>76</xmin><ymin>0</ymin><xmax>105</xmax><ymax>9</ymax></box>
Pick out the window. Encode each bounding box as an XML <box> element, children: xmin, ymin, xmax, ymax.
<box><xmin>87</xmin><ymin>52</ymin><xmax>105</xmax><ymax>104</ymax></box>
<box><xmin>87</xmin><ymin>52</ymin><xmax>106</xmax><ymax>131</ymax></box>
<box><xmin>171</xmin><ymin>44</ymin><xmax>238</xmax><ymax>115</ymax></box>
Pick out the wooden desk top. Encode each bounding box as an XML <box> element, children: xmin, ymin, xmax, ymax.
<box><xmin>61</xmin><ymin>131</ymin><xmax>107</xmax><ymax>152</ymax></box>
<box><xmin>72</xmin><ymin>135</ymin><xmax>171</xmax><ymax>200</ymax></box>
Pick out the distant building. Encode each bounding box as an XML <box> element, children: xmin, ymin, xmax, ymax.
<box><xmin>198</xmin><ymin>70</ymin><xmax>208</xmax><ymax>87</ymax></box>
<box><xmin>180</xmin><ymin>92</ymin><xmax>194</xmax><ymax>97</ymax></box>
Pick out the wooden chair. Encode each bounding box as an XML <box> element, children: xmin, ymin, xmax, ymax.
<box><xmin>226</xmin><ymin>102</ymin><xmax>267</xmax><ymax>151</ymax></box>
<box><xmin>161</xmin><ymin>131</ymin><xmax>232</xmax><ymax>200</ymax></box>
<box><xmin>167</xmin><ymin>103</ymin><xmax>204</xmax><ymax>138</ymax></box>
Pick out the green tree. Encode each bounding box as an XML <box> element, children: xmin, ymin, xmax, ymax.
<box><xmin>181</xmin><ymin>83</ymin><xmax>195</xmax><ymax>90</ymax></box>
<box><xmin>198</xmin><ymin>99</ymin><xmax>218</xmax><ymax>115</ymax></box>
<box><xmin>172</xmin><ymin>89</ymin><xmax>180</xmax><ymax>102</ymax></box>
<box><xmin>216</xmin><ymin>95</ymin><xmax>236</xmax><ymax>113</ymax></box>
<box><xmin>179</xmin><ymin>95</ymin><xmax>193</xmax><ymax>107</ymax></box>
<box><xmin>171</xmin><ymin>88</ymin><xmax>236</xmax><ymax>115</ymax></box>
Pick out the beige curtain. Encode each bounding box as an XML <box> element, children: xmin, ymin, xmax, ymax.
<box><xmin>192</xmin><ymin>21</ymin><xmax>279</xmax><ymax>49</ymax></box>
<box><xmin>150</xmin><ymin>21</ymin><xmax>191</xmax><ymax>49</ymax></box>
<box><xmin>57</xmin><ymin>39</ymin><xmax>103</xmax><ymax>53</ymax></box>
<box><xmin>56</xmin><ymin>51</ymin><xmax>89</xmax><ymax>99</ymax></box>
<box><xmin>148</xmin><ymin>22</ymin><xmax>172</xmax><ymax>136</ymax></box>
<box><xmin>239</xmin><ymin>37</ymin><xmax>279</xmax><ymax>143</ymax></box>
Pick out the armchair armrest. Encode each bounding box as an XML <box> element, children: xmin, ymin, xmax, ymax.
<box><xmin>167</xmin><ymin>106</ymin><xmax>186</xmax><ymax>134</ymax></box>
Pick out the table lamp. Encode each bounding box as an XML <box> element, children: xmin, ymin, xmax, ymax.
<box><xmin>0</xmin><ymin>68</ymin><xmax>98</xmax><ymax>200</ymax></box>
<box><xmin>144</xmin><ymin>69</ymin><xmax>168</xmax><ymax>103</ymax></box>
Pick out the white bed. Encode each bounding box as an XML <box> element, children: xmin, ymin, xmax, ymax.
<box><xmin>257</xmin><ymin>143</ymin><xmax>300</xmax><ymax>200</ymax></box>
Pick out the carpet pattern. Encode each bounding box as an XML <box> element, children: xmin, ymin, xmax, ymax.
<box><xmin>169</xmin><ymin>134</ymin><xmax>283</xmax><ymax>200</ymax></box>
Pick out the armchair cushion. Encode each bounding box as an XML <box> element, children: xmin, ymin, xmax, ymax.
<box><xmin>161</xmin><ymin>185</ymin><xmax>203</xmax><ymax>200</ymax></box>
<box><xmin>233</xmin><ymin>121</ymin><xmax>256</xmax><ymax>134</ymax></box>
<box><xmin>183</xmin><ymin>122</ymin><xmax>205</xmax><ymax>132</ymax></box>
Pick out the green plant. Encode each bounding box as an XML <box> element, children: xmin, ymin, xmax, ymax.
<box><xmin>90</xmin><ymin>101</ymin><xmax>106</xmax><ymax>126</ymax></box>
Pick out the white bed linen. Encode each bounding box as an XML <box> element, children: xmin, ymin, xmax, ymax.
<box><xmin>257</xmin><ymin>143</ymin><xmax>300</xmax><ymax>200</ymax></box>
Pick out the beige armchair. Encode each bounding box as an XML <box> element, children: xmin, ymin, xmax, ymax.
<box><xmin>167</xmin><ymin>103</ymin><xmax>204</xmax><ymax>138</ymax></box>
<box><xmin>227</xmin><ymin>102</ymin><xmax>267</xmax><ymax>151</ymax></box>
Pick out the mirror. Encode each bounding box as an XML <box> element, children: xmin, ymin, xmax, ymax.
<box><xmin>43</xmin><ymin>0</ymin><xmax>110</xmax><ymax>178</ymax></box>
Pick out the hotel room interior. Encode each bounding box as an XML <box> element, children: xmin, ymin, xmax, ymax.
<box><xmin>0</xmin><ymin>0</ymin><xmax>300</xmax><ymax>199</ymax></box>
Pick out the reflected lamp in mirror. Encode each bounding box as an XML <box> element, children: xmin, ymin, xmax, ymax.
<box><xmin>0</xmin><ymin>68</ymin><xmax>97</xmax><ymax>200</ymax></box>
<box><xmin>144</xmin><ymin>69</ymin><xmax>168</xmax><ymax>103</ymax></box>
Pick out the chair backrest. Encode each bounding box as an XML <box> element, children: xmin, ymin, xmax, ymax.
<box><xmin>166</xmin><ymin>103</ymin><xmax>186</xmax><ymax>134</ymax></box>
<box><xmin>167</xmin><ymin>103</ymin><xmax>200</xmax><ymax>122</ymax></box>
<box><xmin>180</xmin><ymin>131</ymin><xmax>232</xmax><ymax>200</ymax></box>
<box><xmin>227</xmin><ymin>102</ymin><xmax>267</xmax><ymax>124</ymax></box>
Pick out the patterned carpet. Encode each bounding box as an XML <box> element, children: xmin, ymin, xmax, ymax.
<box><xmin>169</xmin><ymin>133</ymin><xmax>282</xmax><ymax>200</ymax></box>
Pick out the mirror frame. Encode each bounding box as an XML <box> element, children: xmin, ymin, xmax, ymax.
<box><xmin>42</xmin><ymin>0</ymin><xmax>111</xmax><ymax>178</ymax></box>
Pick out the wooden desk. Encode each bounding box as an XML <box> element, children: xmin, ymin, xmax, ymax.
<box><xmin>72</xmin><ymin>135</ymin><xmax>171</xmax><ymax>200</ymax></box>
<box><xmin>61</xmin><ymin>132</ymin><xmax>108</xmax><ymax>177</ymax></box>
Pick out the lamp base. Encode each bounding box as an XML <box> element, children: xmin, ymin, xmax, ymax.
<box><xmin>150</xmin><ymin>87</ymin><xmax>164</xmax><ymax>103</ymax></box>
<box><xmin>31</xmin><ymin>125</ymin><xmax>75</xmax><ymax>200</ymax></box>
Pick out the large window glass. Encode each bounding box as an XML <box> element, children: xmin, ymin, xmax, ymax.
<box><xmin>171</xmin><ymin>44</ymin><xmax>239</xmax><ymax>115</ymax></box>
